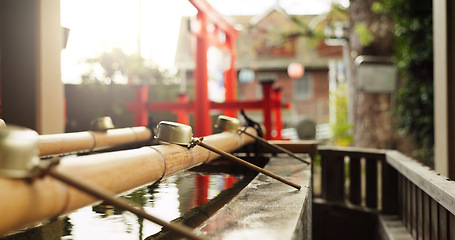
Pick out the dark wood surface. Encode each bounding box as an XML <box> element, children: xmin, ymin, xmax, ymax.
<box><xmin>325</xmin><ymin>153</ymin><xmax>345</xmax><ymax>202</ymax></box>
<box><xmin>349</xmin><ymin>156</ymin><xmax>361</xmax><ymax>205</ymax></box>
<box><xmin>423</xmin><ymin>194</ymin><xmax>431</xmax><ymax>240</ymax></box>
<box><xmin>431</xmin><ymin>198</ymin><xmax>439</xmax><ymax>240</ymax></box>
<box><xmin>382</xmin><ymin>159</ymin><xmax>398</xmax><ymax>214</ymax></box>
<box><xmin>366</xmin><ymin>159</ymin><xmax>378</xmax><ymax>209</ymax></box>
<box><xmin>417</xmin><ymin>188</ymin><xmax>423</xmax><ymax>240</ymax></box>
<box><xmin>450</xmin><ymin>214</ymin><xmax>455</xmax><ymax>240</ymax></box>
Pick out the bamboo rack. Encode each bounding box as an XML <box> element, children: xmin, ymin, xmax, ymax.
<box><xmin>37</xmin><ymin>126</ymin><xmax>152</xmax><ymax>156</ymax></box>
<box><xmin>0</xmin><ymin>128</ymin><xmax>257</xmax><ymax>236</ymax></box>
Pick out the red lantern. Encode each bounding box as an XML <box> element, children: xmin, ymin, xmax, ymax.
<box><xmin>287</xmin><ymin>62</ymin><xmax>304</xmax><ymax>79</ymax></box>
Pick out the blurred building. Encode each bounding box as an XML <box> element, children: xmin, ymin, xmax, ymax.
<box><xmin>174</xmin><ymin>4</ymin><xmax>343</xmax><ymax>127</ymax></box>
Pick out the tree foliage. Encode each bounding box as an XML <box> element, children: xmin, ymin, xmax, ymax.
<box><xmin>81</xmin><ymin>48</ymin><xmax>175</xmax><ymax>85</ymax></box>
<box><xmin>373</xmin><ymin>0</ymin><xmax>434</xmax><ymax>162</ymax></box>
<box><xmin>353</xmin><ymin>22</ymin><xmax>374</xmax><ymax>46</ymax></box>
<box><xmin>330</xmin><ymin>83</ymin><xmax>353</xmax><ymax>146</ymax></box>
<box><xmin>287</xmin><ymin>3</ymin><xmax>348</xmax><ymax>41</ymax></box>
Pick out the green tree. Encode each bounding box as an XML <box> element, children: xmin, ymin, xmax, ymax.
<box><xmin>373</xmin><ymin>0</ymin><xmax>434</xmax><ymax>163</ymax></box>
<box><xmin>81</xmin><ymin>48</ymin><xmax>175</xmax><ymax>85</ymax></box>
<box><xmin>74</xmin><ymin>48</ymin><xmax>181</xmax><ymax>129</ymax></box>
<box><xmin>331</xmin><ymin>83</ymin><xmax>353</xmax><ymax>146</ymax></box>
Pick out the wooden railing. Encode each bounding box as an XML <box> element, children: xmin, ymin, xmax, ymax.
<box><xmin>315</xmin><ymin>146</ymin><xmax>455</xmax><ymax>239</ymax></box>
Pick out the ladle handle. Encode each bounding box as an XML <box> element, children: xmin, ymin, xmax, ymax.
<box><xmin>240</xmin><ymin>130</ymin><xmax>310</xmax><ymax>164</ymax></box>
<box><xmin>197</xmin><ymin>141</ymin><xmax>301</xmax><ymax>190</ymax></box>
<box><xmin>46</xmin><ymin>167</ymin><xmax>207</xmax><ymax>240</ymax></box>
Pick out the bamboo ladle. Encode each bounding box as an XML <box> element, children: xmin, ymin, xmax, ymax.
<box><xmin>215</xmin><ymin>115</ymin><xmax>310</xmax><ymax>164</ymax></box>
<box><xmin>155</xmin><ymin>121</ymin><xmax>301</xmax><ymax>190</ymax></box>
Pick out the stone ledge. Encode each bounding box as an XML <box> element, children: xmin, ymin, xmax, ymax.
<box><xmin>199</xmin><ymin>156</ymin><xmax>311</xmax><ymax>240</ymax></box>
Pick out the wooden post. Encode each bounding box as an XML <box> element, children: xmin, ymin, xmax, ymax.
<box><xmin>320</xmin><ymin>150</ymin><xmax>345</xmax><ymax>202</ymax></box>
<box><xmin>189</xmin><ymin>0</ymin><xmax>239</xmax><ymax>135</ymax></box>
<box><xmin>433</xmin><ymin>0</ymin><xmax>455</xmax><ymax>179</ymax></box>
<box><xmin>224</xmin><ymin>34</ymin><xmax>237</xmax><ymax>118</ymax></box>
<box><xmin>194</xmin><ymin>11</ymin><xmax>211</xmax><ymax>137</ymax></box>
<box><xmin>127</xmin><ymin>85</ymin><xmax>149</xmax><ymax>127</ymax></box>
<box><xmin>327</xmin><ymin>154</ymin><xmax>345</xmax><ymax>202</ymax></box>
<box><xmin>381</xmin><ymin>159</ymin><xmax>398</xmax><ymax>214</ymax></box>
<box><xmin>262</xmin><ymin>81</ymin><xmax>274</xmax><ymax>140</ymax></box>
<box><xmin>365</xmin><ymin>158</ymin><xmax>378</xmax><ymax>209</ymax></box>
<box><xmin>423</xmin><ymin>193</ymin><xmax>431</xmax><ymax>240</ymax></box>
<box><xmin>177</xmin><ymin>93</ymin><xmax>190</xmax><ymax>125</ymax></box>
<box><xmin>273</xmin><ymin>88</ymin><xmax>283</xmax><ymax>140</ymax></box>
<box><xmin>0</xmin><ymin>0</ymin><xmax>64</xmax><ymax>134</ymax></box>
<box><xmin>416</xmin><ymin>188</ymin><xmax>423</xmax><ymax>239</ymax></box>
<box><xmin>320</xmin><ymin>151</ymin><xmax>329</xmax><ymax>199</ymax></box>
<box><xmin>349</xmin><ymin>156</ymin><xmax>361</xmax><ymax>205</ymax></box>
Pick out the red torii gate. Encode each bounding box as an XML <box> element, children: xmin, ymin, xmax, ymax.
<box><xmin>190</xmin><ymin>0</ymin><xmax>238</xmax><ymax>136</ymax></box>
<box><xmin>127</xmin><ymin>0</ymin><xmax>286</xmax><ymax>140</ymax></box>
<box><xmin>127</xmin><ymin>82</ymin><xmax>287</xmax><ymax>140</ymax></box>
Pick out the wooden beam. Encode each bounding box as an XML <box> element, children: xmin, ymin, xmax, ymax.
<box><xmin>188</xmin><ymin>0</ymin><xmax>239</xmax><ymax>38</ymax></box>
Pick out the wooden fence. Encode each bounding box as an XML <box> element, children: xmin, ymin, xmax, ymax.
<box><xmin>316</xmin><ymin>146</ymin><xmax>455</xmax><ymax>240</ymax></box>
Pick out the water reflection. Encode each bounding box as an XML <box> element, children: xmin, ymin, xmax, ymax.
<box><xmin>0</xmin><ymin>170</ymin><xmax>243</xmax><ymax>240</ymax></box>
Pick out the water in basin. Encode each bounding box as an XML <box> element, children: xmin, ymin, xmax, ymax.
<box><xmin>1</xmin><ymin>168</ymin><xmax>247</xmax><ymax>240</ymax></box>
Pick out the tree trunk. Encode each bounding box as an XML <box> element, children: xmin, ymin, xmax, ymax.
<box><xmin>348</xmin><ymin>0</ymin><xmax>395</xmax><ymax>149</ymax></box>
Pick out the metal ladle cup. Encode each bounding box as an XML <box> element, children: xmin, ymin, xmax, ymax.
<box><xmin>90</xmin><ymin>116</ymin><xmax>115</xmax><ymax>131</ymax></box>
<box><xmin>0</xmin><ymin>126</ymin><xmax>40</xmax><ymax>178</ymax></box>
<box><xmin>215</xmin><ymin>115</ymin><xmax>310</xmax><ymax>164</ymax></box>
<box><xmin>214</xmin><ymin>115</ymin><xmax>240</xmax><ymax>132</ymax></box>
<box><xmin>155</xmin><ymin>121</ymin><xmax>301</xmax><ymax>190</ymax></box>
<box><xmin>155</xmin><ymin>121</ymin><xmax>194</xmax><ymax>146</ymax></box>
